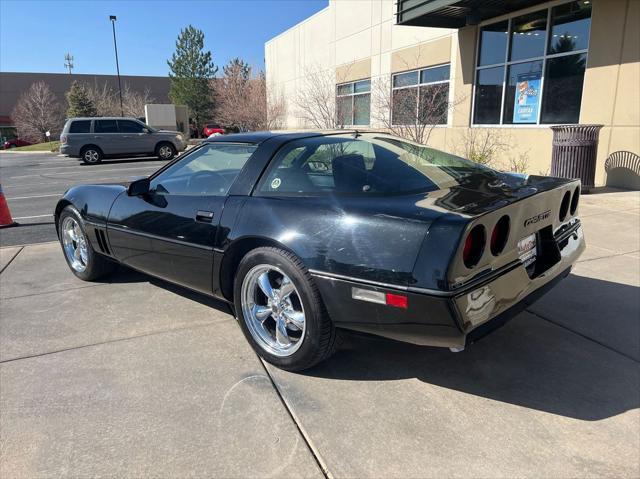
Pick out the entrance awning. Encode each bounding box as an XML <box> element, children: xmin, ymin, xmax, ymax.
<box><xmin>396</xmin><ymin>0</ymin><xmax>549</xmax><ymax>28</ymax></box>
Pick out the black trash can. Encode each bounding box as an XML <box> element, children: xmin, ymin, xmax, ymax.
<box><xmin>550</xmin><ymin>124</ymin><xmax>603</xmax><ymax>192</ymax></box>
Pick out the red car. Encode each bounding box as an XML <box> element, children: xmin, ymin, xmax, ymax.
<box><xmin>3</xmin><ymin>138</ymin><xmax>33</xmax><ymax>149</ymax></box>
<box><xmin>202</xmin><ymin>124</ymin><xmax>225</xmax><ymax>137</ymax></box>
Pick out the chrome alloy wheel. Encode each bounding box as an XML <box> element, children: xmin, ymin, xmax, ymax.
<box><xmin>83</xmin><ymin>149</ymin><xmax>100</xmax><ymax>163</ymax></box>
<box><xmin>241</xmin><ymin>265</ymin><xmax>306</xmax><ymax>357</ymax></box>
<box><xmin>61</xmin><ymin>216</ymin><xmax>89</xmax><ymax>272</ymax></box>
<box><xmin>158</xmin><ymin>145</ymin><xmax>173</xmax><ymax>159</ymax></box>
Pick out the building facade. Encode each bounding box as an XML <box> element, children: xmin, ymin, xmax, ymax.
<box><xmin>265</xmin><ymin>0</ymin><xmax>639</xmax><ymax>187</ymax></box>
<box><xmin>0</xmin><ymin>72</ymin><xmax>171</xmax><ymax>120</ymax></box>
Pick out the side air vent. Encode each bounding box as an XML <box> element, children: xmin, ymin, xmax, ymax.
<box><xmin>94</xmin><ymin>229</ymin><xmax>111</xmax><ymax>255</ymax></box>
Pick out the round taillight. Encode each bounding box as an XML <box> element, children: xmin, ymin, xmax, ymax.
<box><xmin>490</xmin><ymin>215</ymin><xmax>510</xmax><ymax>256</ymax></box>
<box><xmin>463</xmin><ymin>225</ymin><xmax>485</xmax><ymax>269</ymax></box>
<box><xmin>570</xmin><ymin>186</ymin><xmax>580</xmax><ymax>215</ymax></box>
<box><xmin>559</xmin><ymin>191</ymin><xmax>571</xmax><ymax>222</ymax></box>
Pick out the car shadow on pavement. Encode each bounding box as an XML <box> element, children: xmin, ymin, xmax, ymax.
<box><xmin>99</xmin><ymin>265</ymin><xmax>233</xmax><ymax>313</ymax></box>
<box><xmin>305</xmin><ymin>274</ymin><xmax>640</xmax><ymax>421</ymax></box>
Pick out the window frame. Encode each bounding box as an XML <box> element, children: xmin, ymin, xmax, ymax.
<box><xmin>335</xmin><ymin>79</ymin><xmax>371</xmax><ymax>127</ymax></box>
<box><xmin>390</xmin><ymin>63</ymin><xmax>451</xmax><ymax>127</ymax></box>
<box><xmin>470</xmin><ymin>0</ymin><xmax>591</xmax><ymax>128</ymax></box>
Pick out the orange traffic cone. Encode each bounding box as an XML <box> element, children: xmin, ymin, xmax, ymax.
<box><xmin>0</xmin><ymin>184</ymin><xmax>16</xmax><ymax>228</ymax></box>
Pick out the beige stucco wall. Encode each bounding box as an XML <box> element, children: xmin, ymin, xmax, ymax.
<box><xmin>266</xmin><ymin>0</ymin><xmax>639</xmax><ymax>187</ymax></box>
<box><xmin>336</xmin><ymin>59</ymin><xmax>371</xmax><ymax>83</ymax></box>
<box><xmin>391</xmin><ymin>36</ymin><xmax>452</xmax><ymax>72</ymax></box>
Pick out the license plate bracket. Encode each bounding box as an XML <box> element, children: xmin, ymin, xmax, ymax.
<box><xmin>518</xmin><ymin>233</ymin><xmax>537</xmax><ymax>268</ymax></box>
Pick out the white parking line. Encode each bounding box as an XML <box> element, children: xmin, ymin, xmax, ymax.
<box><xmin>8</xmin><ymin>165</ymin><xmax>159</xmax><ymax>179</ymax></box>
<box><xmin>6</xmin><ymin>194</ymin><xmax>61</xmax><ymax>200</ymax></box>
<box><xmin>13</xmin><ymin>214</ymin><xmax>53</xmax><ymax>220</ymax></box>
<box><xmin>3</xmin><ymin>175</ymin><xmax>141</xmax><ymax>188</ymax></box>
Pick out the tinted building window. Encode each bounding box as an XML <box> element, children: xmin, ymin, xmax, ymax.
<box><xmin>478</xmin><ymin>21</ymin><xmax>508</xmax><ymax>66</ymax></box>
<box><xmin>541</xmin><ymin>53</ymin><xmax>587</xmax><ymax>124</ymax></box>
<box><xmin>69</xmin><ymin>120</ymin><xmax>91</xmax><ymax>133</ymax></box>
<box><xmin>503</xmin><ymin>60</ymin><xmax>543</xmax><ymax>124</ymax></box>
<box><xmin>473</xmin><ymin>66</ymin><xmax>504</xmax><ymax>124</ymax></box>
<box><xmin>473</xmin><ymin>1</ymin><xmax>591</xmax><ymax>125</ymax></box>
<box><xmin>509</xmin><ymin>10</ymin><xmax>547</xmax><ymax>62</ymax></box>
<box><xmin>548</xmin><ymin>1</ymin><xmax>592</xmax><ymax>54</ymax></box>
<box><xmin>392</xmin><ymin>64</ymin><xmax>451</xmax><ymax>125</ymax></box>
<box><xmin>336</xmin><ymin>79</ymin><xmax>371</xmax><ymax>126</ymax></box>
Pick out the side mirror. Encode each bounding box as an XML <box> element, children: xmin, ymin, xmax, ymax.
<box><xmin>128</xmin><ymin>178</ymin><xmax>150</xmax><ymax>196</ymax></box>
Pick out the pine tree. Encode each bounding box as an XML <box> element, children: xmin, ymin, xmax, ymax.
<box><xmin>167</xmin><ymin>25</ymin><xmax>218</xmax><ymax>130</ymax></box>
<box><xmin>66</xmin><ymin>81</ymin><xmax>97</xmax><ymax>117</ymax></box>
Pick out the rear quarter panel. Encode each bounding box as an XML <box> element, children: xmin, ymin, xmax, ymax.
<box><xmin>226</xmin><ymin>195</ymin><xmax>437</xmax><ymax>286</ymax></box>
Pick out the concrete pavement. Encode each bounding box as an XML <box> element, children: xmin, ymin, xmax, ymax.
<box><xmin>1</xmin><ymin>189</ymin><xmax>638</xmax><ymax>477</ymax></box>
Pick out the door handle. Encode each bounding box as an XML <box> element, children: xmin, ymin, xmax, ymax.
<box><xmin>196</xmin><ymin>210</ymin><xmax>214</xmax><ymax>223</ymax></box>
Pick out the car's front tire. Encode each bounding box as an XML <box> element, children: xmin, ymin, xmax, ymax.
<box><xmin>234</xmin><ymin>247</ymin><xmax>336</xmax><ymax>371</ymax></box>
<box><xmin>156</xmin><ymin>142</ymin><xmax>176</xmax><ymax>160</ymax></box>
<box><xmin>80</xmin><ymin>146</ymin><xmax>103</xmax><ymax>165</ymax></box>
<box><xmin>58</xmin><ymin>205</ymin><xmax>116</xmax><ymax>281</ymax></box>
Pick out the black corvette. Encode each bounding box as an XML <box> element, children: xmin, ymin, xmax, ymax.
<box><xmin>55</xmin><ymin>131</ymin><xmax>585</xmax><ymax>370</ymax></box>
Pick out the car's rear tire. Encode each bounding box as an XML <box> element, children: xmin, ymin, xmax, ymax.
<box><xmin>234</xmin><ymin>247</ymin><xmax>336</xmax><ymax>371</ymax></box>
<box><xmin>58</xmin><ymin>205</ymin><xmax>116</xmax><ymax>281</ymax></box>
<box><xmin>156</xmin><ymin>142</ymin><xmax>176</xmax><ymax>160</ymax></box>
<box><xmin>80</xmin><ymin>146</ymin><xmax>103</xmax><ymax>165</ymax></box>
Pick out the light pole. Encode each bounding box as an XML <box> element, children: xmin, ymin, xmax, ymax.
<box><xmin>109</xmin><ymin>15</ymin><xmax>124</xmax><ymax>117</ymax></box>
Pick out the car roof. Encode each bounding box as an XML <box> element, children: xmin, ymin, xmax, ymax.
<box><xmin>66</xmin><ymin>117</ymin><xmax>140</xmax><ymax>121</ymax></box>
<box><xmin>203</xmin><ymin>130</ymin><xmax>368</xmax><ymax>145</ymax></box>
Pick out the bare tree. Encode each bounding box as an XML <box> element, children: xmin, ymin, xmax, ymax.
<box><xmin>12</xmin><ymin>81</ymin><xmax>64</xmax><ymax>142</ymax></box>
<box><xmin>294</xmin><ymin>66</ymin><xmax>338</xmax><ymax>129</ymax></box>
<box><xmin>253</xmin><ymin>72</ymin><xmax>286</xmax><ymax>130</ymax></box>
<box><xmin>451</xmin><ymin>128</ymin><xmax>512</xmax><ymax>167</ymax></box>
<box><xmin>122</xmin><ymin>85</ymin><xmax>154</xmax><ymax>118</ymax></box>
<box><xmin>87</xmin><ymin>81</ymin><xmax>154</xmax><ymax>118</ymax></box>
<box><xmin>86</xmin><ymin>81</ymin><xmax>119</xmax><ymax>116</ymax></box>
<box><xmin>372</xmin><ymin>76</ymin><xmax>458</xmax><ymax>145</ymax></box>
<box><xmin>214</xmin><ymin>59</ymin><xmax>285</xmax><ymax>131</ymax></box>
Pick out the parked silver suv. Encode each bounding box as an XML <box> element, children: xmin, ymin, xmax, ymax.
<box><xmin>60</xmin><ymin>117</ymin><xmax>187</xmax><ymax>165</ymax></box>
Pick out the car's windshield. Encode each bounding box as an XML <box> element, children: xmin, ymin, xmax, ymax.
<box><xmin>139</xmin><ymin>121</ymin><xmax>156</xmax><ymax>132</ymax></box>
<box><xmin>258</xmin><ymin>134</ymin><xmax>497</xmax><ymax>196</ymax></box>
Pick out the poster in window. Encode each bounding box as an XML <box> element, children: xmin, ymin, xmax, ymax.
<box><xmin>513</xmin><ymin>72</ymin><xmax>541</xmax><ymax>123</ymax></box>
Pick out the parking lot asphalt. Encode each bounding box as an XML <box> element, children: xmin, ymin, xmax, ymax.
<box><xmin>1</xmin><ymin>155</ymin><xmax>639</xmax><ymax>477</ymax></box>
<box><xmin>0</xmin><ymin>151</ymin><xmax>167</xmax><ymax>246</ymax></box>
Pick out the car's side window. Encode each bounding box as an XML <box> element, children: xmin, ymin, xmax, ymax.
<box><xmin>95</xmin><ymin>120</ymin><xmax>118</xmax><ymax>133</ymax></box>
<box><xmin>258</xmin><ymin>139</ymin><xmax>378</xmax><ymax>195</ymax></box>
<box><xmin>149</xmin><ymin>143</ymin><xmax>257</xmax><ymax>196</ymax></box>
<box><xmin>118</xmin><ymin>120</ymin><xmax>145</xmax><ymax>133</ymax></box>
<box><xmin>69</xmin><ymin>120</ymin><xmax>91</xmax><ymax>133</ymax></box>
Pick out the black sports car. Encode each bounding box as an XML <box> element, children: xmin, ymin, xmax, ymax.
<box><xmin>55</xmin><ymin>131</ymin><xmax>585</xmax><ymax>370</ymax></box>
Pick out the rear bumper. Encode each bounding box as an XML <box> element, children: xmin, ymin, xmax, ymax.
<box><xmin>313</xmin><ymin>223</ymin><xmax>585</xmax><ymax>348</ymax></box>
<box><xmin>59</xmin><ymin>144</ymin><xmax>78</xmax><ymax>156</ymax></box>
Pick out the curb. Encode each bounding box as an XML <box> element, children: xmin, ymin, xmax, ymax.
<box><xmin>1</xmin><ymin>150</ymin><xmax>58</xmax><ymax>154</ymax></box>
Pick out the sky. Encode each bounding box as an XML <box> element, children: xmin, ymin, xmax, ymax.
<box><xmin>0</xmin><ymin>0</ymin><xmax>328</xmax><ymax>77</ymax></box>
